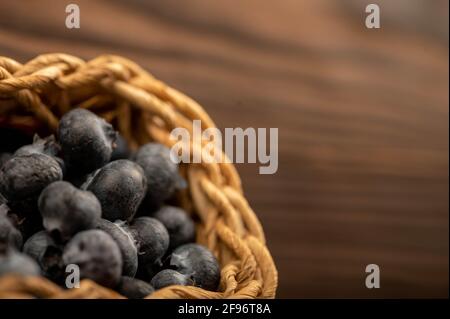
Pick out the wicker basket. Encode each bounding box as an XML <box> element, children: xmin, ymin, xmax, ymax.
<box><xmin>0</xmin><ymin>53</ymin><xmax>277</xmax><ymax>299</ymax></box>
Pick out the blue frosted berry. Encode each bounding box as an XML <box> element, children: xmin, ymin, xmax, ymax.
<box><xmin>152</xmin><ymin>206</ymin><xmax>195</xmax><ymax>250</ymax></box>
<box><xmin>170</xmin><ymin>244</ymin><xmax>220</xmax><ymax>291</ymax></box>
<box><xmin>0</xmin><ymin>153</ymin><xmax>63</xmax><ymax>202</ymax></box>
<box><xmin>23</xmin><ymin>230</ymin><xmax>64</xmax><ymax>283</ymax></box>
<box><xmin>38</xmin><ymin>181</ymin><xmax>101</xmax><ymax>242</ymax></box>
<box><xmin>14</xmin><ymin>134</ymin><xmax>64</xmax><ymax>172</ymax></box>
<box><xmin>62</xmin><ymin>229</ymin><xmax>122</xmax><ymax>288</ymax></box>
<box><xmin>117</xmin><ymin>276</ymin><xmax>154</xmax><ymax>299</ymax></box>
<box><xmin>83</xmin><ymin>160</ymin><xmax>147</xmax><ymax>221</ymax></box>
<box><xmin>96</xmin><ymin>219</ymin><xmax>138</xmax><ymax>277</ymax></box>
<box><xmin>135</xmin><ymin>143</ymin><xmax>186</xmax><ymax>211</ymax></box>
<box><xmin>14</xmin><ymin>134</ymin><xmax>60</xmax><ymax>158</ymax></box>
<box><xmin>150</xmin><ymin>269</ymin><xmax>193</xmax><ymax>290</ymax></box>
<box><xmin>58</xmin><ymin>108</ymin><xmax>117</xmax><ymax>173</ymax></box>
<box><xmin>0</xmin><ymin>250</ymin><xmax>41</xmax><ymax>277</ymax></box>
<box><xmin>129</xmin><ymin>217</ymin><xmax>169</xmax><ymax>274</ymax></box>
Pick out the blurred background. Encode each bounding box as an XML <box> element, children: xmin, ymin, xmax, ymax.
<box><xmin>0</xmin><ymin>0</ymin><xmax>448</xmax><ymax>298</ymax></box>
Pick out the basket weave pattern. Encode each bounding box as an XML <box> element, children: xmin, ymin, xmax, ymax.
<box><xmin>0</xmin><ymin>53</ymin><xmax>277</xmax><ymax>299</ymax></box>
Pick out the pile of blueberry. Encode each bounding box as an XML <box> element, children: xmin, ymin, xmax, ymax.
<box><xmin>0</xmin><ymin>108</ymin><xmax>220</xmax><ymax>298</ymax></box>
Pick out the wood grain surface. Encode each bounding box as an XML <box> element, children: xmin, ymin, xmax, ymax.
<box><xmin>0</xmin><ymin>0</ymin><xmax>448</xmax><ymax>298</ymax></box>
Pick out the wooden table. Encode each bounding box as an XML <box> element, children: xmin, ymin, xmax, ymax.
<box><xmin>0</xmin><ymin>0</ymin><xmax>448</xmax><ymax>298</ymax></box>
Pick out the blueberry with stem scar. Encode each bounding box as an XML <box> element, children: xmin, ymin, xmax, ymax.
<box><xmin>150</xmin><ymin>269</ymin><xmax>193</xmax><ymax>290</ymax></box>
<box><xmin>23</xmin><ymin>230</ymin><xmax>64</xmax><ymax>283</ymax></box>
<box><xmin>170</xmin><ymin>243</ymin><xmax>220</xmax><ymax>291</ymax></box>
<box><xmin>83</xmin><ymin>160</ymin><xmax>147</xmax><ymax>221</ymax></box>
<box><xmin>0</xmin><ymin>154</ymin><xmax>63</xmax><ymax>203</ymax></box>
<box><xmin>62</xmin><ymin>229</ymin><xmax>122</xmax><ymax>288</ymax></box>
<box><xmin>58</xmin><ymin>108</ymin><xmax>117</xmax><ymax>173</ymax></box>
<box><xmin>38</xmin><ymin>181</ymin><xmax>101</xmax><ymax>242</ymax></box>
<box><xmin>128</xmin><ymin>217</ymin><xmax>169</xmax><ymax>275</ymax></box>
<box><xmin>14</xmin><ymin>134</ymin><xmax>60</xmax><ymax>158</ymax></box>
<box><xmin>14</xmin><ymin>134</ymin><xmax>64</xmax><ymax>172</ymax></box>
<box><xmin>116</xmin><ymin>276</ymin><xmax>154</xmax><ymax>299</ymax></box>
<box><xmin>96</xmin><ymin>219</ymin><xmax>138</xmax><ymax>277</ymax></box>
<box><xmin>152</xmin><ymin>206</ymin><xmax>195</xmax><ymax>250</ymax></box>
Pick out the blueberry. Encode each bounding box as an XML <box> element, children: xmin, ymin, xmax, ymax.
<box><xmin>14</xmin><ymin>134</ymin><xmax>60</xmax><ymax>158</ymax></box>
<box><xmin>129</xmin><ymin>217</ymin><xmax>169</xmax><ymax>274</ymax></box>
<box><xmin>23</xmin><ymin>231</ymin><xmax>64</xmax><ymax>283</ymax></box>
<box><xmin>170</xmin><ymin>244</ymin><xmax>220</xmax><ymax>291</ymax></box>
<box><xmin>62</xmin><ymin>229</ymin><xmax>122</xmax><ymax>288</ymax></box>
<box><xmin>58</xmin><ymin>108</ymin><xmax>117</xmax><ymax>173</ymax></box>
<box><xmin>150</xmin><ymin>269</ymin><xmax>193</xmax><ymax>290</ymax></box>
<box><xmin>0</xmin><ymin>205</ymin><xmax>23</xmax><ymax>252</ymax></box>
<box><xmin>38</xmin><ymin>181</ymin><xmax>101</xmax><ymax>242</ymax></box>
<box><xmin>110</xmin><ymin>134</ymin><xmax>130</xmax><ymax>161</ymax></box>
<box><xmin>82</xmin><ymin>160</ymin><xmax>147</xmax><ymax>221</ymax></box>
<box><xmin>96</xmin><ymin>219</ymin><xmax>138</xmax><ymax>277</ymax></box>
<box><xmin>14</xmin><ymin>134</ymin><xmax>65</xmax><ymax>173</ymax></box>
<box><xmin>117</xmin><ymin>276</ymin><xmax>154</xmax><ymax>299</ymax></box>
<box><xmin>152</xmin><ymin>206</ymin><xmax>195</xmax><ymax>250</ymax></box>
<box><xmin>134</xmin><ymin>143</ymin><xmax>186</xmax><ymax>211</ymax></box>
<box><xmin>0</xmin><ymin>250</ymin><xmax>41</xmax><ymax>277</ymax></box>
<box><xmin>0</xmin><ymin>153</ymin><xmax>63</xmax><ymax>202</ymax></box>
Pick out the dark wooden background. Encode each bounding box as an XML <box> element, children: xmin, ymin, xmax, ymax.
<box><xmin>0</xmin><ymin>0</ymin><xmax>448</xmax><ymax>298</ymax></box>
